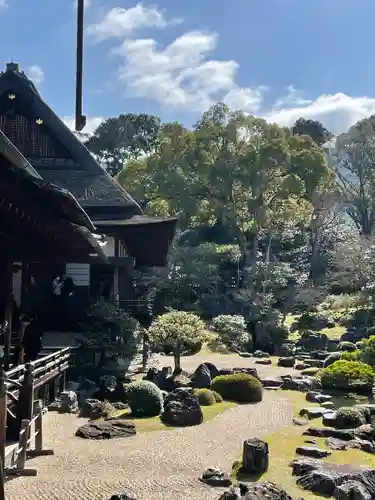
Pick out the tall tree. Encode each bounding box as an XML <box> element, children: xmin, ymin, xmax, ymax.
<box><xmin>292</xmin><ymin>117</ymin><xmax>332</xmax><ymax>146</ymax></box>
<box><xmin>336</xmin><ymin>115</ymin><xmax>375</xmax><ymax>235</ymax></box>
<box><xmin>85</xmin><ymin>113</ymin><xmax>161</xmax><ymax>176</ymax></box>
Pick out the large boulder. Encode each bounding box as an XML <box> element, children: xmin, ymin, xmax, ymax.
<box><xmin>161</xmin><ymin>389</ymin><xmax>203</xmax><ymax>427</ymax></box>
<box><xmin>291</xmin><ymin>459</ymin><xmax>375</xmax><ymax>498</ymax></box>
<box><xmin>59</xmin><ymin>391</ymin><xmax>79</xmax><ymax>414</ymax></box>
<box><xmin>79</xmin><ymin>399</ymin><xmax>116</xmax><ymax>420</ymax></box>
<box><xmin>277</xmin><ymin>357</ymin><xmax>295</xmax><ymax>368</ymax></box>
<box><xmin>241</xmin><ymin>481</ymin><xmax>293</xmax><ymax>500</ymax></box>
<box><xmin>191</xmin><ymin>363</ymin><xmax>212</xmax><ymax>389</ymax></box>
<box><xmin>75</xmin><ymin>420</ymin><xmax>136</xmax><ymax>439</ymax></box>
<box><xmin>242</xmin><ymin>438</ymin><xmax>269</xmax><ymax>475</ymax></box>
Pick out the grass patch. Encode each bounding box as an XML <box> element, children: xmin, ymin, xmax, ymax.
<box><xmin>110</xmin><ymin>401</ymin><xmax>236</xmax><ymax>433</ymax></box>
<box><xmin>284</xmin><ymin>313</ymin><xmax>346</xmax><ymax>340</ymax></box>
<box><xmin>231</xmin><ymin>390</ymin><xmax>374</xmax><ymax>500</ymax></box>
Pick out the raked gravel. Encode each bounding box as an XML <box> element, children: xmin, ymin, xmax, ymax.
<box><xmin>5</xmin><ymin>391</ymin><xmax>292</xmax><ymax>500</ymax></box>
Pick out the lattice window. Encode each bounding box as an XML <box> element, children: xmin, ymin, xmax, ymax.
<box><xmin>0</xmin><ymin>113</ymin><xmax>72</xmax><ymax>158</ymax></box>
<box><xmin>0</xmin><ymin>92</ymin><xmax>73</xmax><ymax>159</ymax></box>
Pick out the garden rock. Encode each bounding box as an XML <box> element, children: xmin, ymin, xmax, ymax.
<box><xmin>253</xmin><ymin>350</ymin><xmax>270</xmax><ymax>358</ymax></box>
<box><xmin>295</xmin><ymin>463</ymin><xmax>375</xmax><ymax>498</ymax></box>
<box><xmin>335</xmin><ymin>480</ymin><xmax>372</xmax><ymax>500</ymax></box>
<box><xmin>260</xmin><ymin>376</ymin><xmax>282</xmax><ymax>388</ymax></box>
<box><xmin>233</xmin><ymin>367</ymin><xmax>259</xmax><ymax>379</ymax></box>
<box><xmin>191</xmin><ymin>363</ymin><xmax>212</xmax><ymax>389</ymax></box>
<box><xmin>325</xmin><ymin>437</ymin><xmax>375</xmax><ymax>453</ymax></box>
<box><xmin>303</xmin><ymin>427</ymin><xmax>355</xmax><ymax>441</ymax></box>
<box><xmin>108</xmin><ymin>491</ymin><xmax>137</xmax><ymax>500</ymax></box>
<box><xmin>255</xmin><ymin>358</ymin><xmax>272</xmax><ymax>365</ymax></box>
<box><xmin>242</xmin><ymin>438</ymin><xmax>269</xmax><ymax>474</ymax></box>
<box><xmin>59</xmin><ymin>391</ymin><xmax>79</xmax><ymax>414</ymax></box>
<box><xmin>199</xmin><ymin>467</ymin><xmax>232</xmax><ymax>487</ymax></box>
<box><xmin>240</xmin><ymin>481</ymin><xmax>293</xmax><ymax>500</ymax></box>
<box><xmin>315</xmin><ymin>394</ymin><xmax>332</xmax><ymax>403</ymax></box>
<box><xmin>306</xmin><ymin>391</ymin><xmax>320</xmax><ymax>403</ymax></box>
<box><xmin>293</xmin><ymin>417</ymin><xmax>309</xmax><ymax>426</ymax></box>
<box><xmin>161</xmin><ymin>389</ymin><xmax>203</xmax><ymax>427</ymax></box>
<box><xmin>277</xmin><ymin>357</ymin><xmax>295</xmax><ymax>368</ymax></box>
<box><xmin>281</xmin><ymin>375</ymin><xmax>313</xmax><ymax>392</ymax></box>
<box><xmin>79</xmin><ymin>399</ymin><xmax>114</xmax><ymax>420</ymax></box>
<box><xmin>203</xmin><ymin>362</ymin><xmax>220</xmax><ymax>379</ymax></box>
<box><xmin>75</xmin><ymin>420</ymin><xmax>136</xmax><ymax>439</ymax></box>
<box><xmin>299</xmin><ymin>407</ymin><xmax>330</xmax><ymax>419</ymax></box>
<box><xmin>295</xmin><ymin>446</ymin><xmax>331</xmax><ymax>458</ymax></box>
<box><xmin>355</xmin><ymin>404</ymin><xmax>375</xmax><ymax>415</ymax></box>
<box><xmin>321</xmin><ymin>401</ymin><xmax>335</xmax><ymax>411</ymax></box>
<box><xmin>322</xmin><ymin>412</ymin><xmax>337</xmax><ymax>427</ymax></box>
<box><xmin>295</xmin><ymin>363</ymin><xmax>308</xmax><ymax>370</ymax></box>
<box><xmin>354</xmin><ymin>424</ymin><xmax>375</xmax><ymax>442</ymax></box>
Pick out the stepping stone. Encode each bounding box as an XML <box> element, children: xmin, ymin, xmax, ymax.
<box><xmin>322</xmin><ymin>412</ymin><xmax>337</xmax><ymax>427</ymax></box>
<box><xmin>315</xmin><ymin>394</ymin><xmax>332</xmax><ymax>403</ymax></box>
<box><xmin>293</xmin><ymin>417</ymin><xmax>309</xmax><ymax>426</ymax></box>
<box><xmin>255</xmin><ymin>358</ymin><xmax>272</xmax><ymax>365</ymax></box>
<box><xmin>296</xmin><ymin>446</ymin><xmax>331</xmax><ymax>459</ymax></box>
<box><xmin>299</xmin><ymin>407</ymin><xmax>331</xmax><ymax>419</ymax></box>
<box><xmin>306</xmin><ymin>391</ymin><xmax>321</xmax><ymax>403</ymax></box>
<box><xmin>321</xmin><ymin>401</ymin><xmax>335</xmax><ymax>410</ymax></box>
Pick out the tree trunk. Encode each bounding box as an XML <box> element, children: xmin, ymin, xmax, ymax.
<box><xmin>173</xmin><ymin>340</ymin><xmax>182</xmax><ymax>374</ymax></box>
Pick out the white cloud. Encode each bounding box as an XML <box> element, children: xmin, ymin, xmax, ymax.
<box><xmin>114</xmin><ymin>31</ymin><xmax>264</xmax><ymax>113</ymax></box>
<box><xmin>27</xmin><ymin>65</ymin><xmax>44</xmax><ymax>85</ymax></box>
<box><xmin>62</xmin><ymin>115</ymin><xmax>104</xmax><ymax>136</ymax></box>
<box><xmin>87</xmin><ymin>3</ymin><xmax>178</xmax><ymax>41</ymax></box>
<box><xmin>265</xmin><ymin>93</ymin><xmax>375</xmax><ymax>134</ymax></box>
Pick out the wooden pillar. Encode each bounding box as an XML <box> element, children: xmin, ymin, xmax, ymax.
<box><xmin>0</xmin><ymin>367</ymin><xmax>7</xmax><ymax>474</ymax></box>
<box><xmin>3</xmin><ymin>259</ymin><xmax>13</xmax><ymax>370</ymax></box>
<box><xmin>113</xmin><ymin>238</ymin><xmax>120</xmax><ymax>305</ymax></box>
<box><xmin>17</xmin><ymin>364</ymin><xmax>34</xmax><ymax>425</ymax></box>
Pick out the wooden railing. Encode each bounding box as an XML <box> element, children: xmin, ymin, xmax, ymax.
<box><xmin>0</xmin><ymin>346</ymin><xmax>74</xmax><ymax>497</ymax></box>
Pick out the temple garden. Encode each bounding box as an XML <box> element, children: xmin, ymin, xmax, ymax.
<box><xmin>5</xmin><ymin>304</ymin><xmax>375</xmax><ymax>500</ymax></box>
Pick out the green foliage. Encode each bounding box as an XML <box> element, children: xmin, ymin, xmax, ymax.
<box><xmin>320</xmin><ymin>360</ymin><xmax>375</xmax><ymax>391</ymax></box>
<box><xmin>77</xmin><ymin>301</ymin><xmax>139</xmax><ymax>368</ymax></box>
<box><xmin>292</xmin><ymin>117</ymin><xmax>332</xmax><ymax>146</ymax></box>
<box><xmin>86</xmin><ymin>113</ymin><xmax>161</xmax><ymax>176</ymax></box>
<box><xmin>335</xmin><ymin>407</ymin><xmax>368</xmax><ymax>429</ymax></box>
<box><xmin>323</xmin><ymin>352</ymin><xmax>342</xmax><ymax>367</ymax></box>
<box><xmin>148</xmin><ymin>311</ymin><xmax>208</xmax><ymax>371</ymax></box>
<box><xmin>211</xmin><ymin>315</ymin><xmax>251</xmax><ymax>352</ymax></box>
<box><xmin>359</xmin><ymin>336</ymin><xmax>375</xmax><ymax>367</ymax></box>
<box><xmin>338</xmin><ymin>341</ymin><xmax>357</xmax><ymax>352</ymax></box>
<box><xmin>195</xmin><ymin>388</ymin><xmax>216</xmax><ymax>406</ymax></box>
<box><xmin>211</xmin><ymin>373</ymin><xmax>263</xmax><ymax>403</ymax></box>
<box><xmin>211</xmin><ymin>390</ymin><xmax>223</xmax><ymax>403</ymax></box>
<box><xmin>341</xmin><ymin>350</ymin><xmax>360</xmax><ymax>362</ymax></box>
<box><xmin>125</xmin><ymin>381</ymin><xmax>164</xmax><ymax>417</ymax></box>
<box><xmin>148</xmin><ymin>310</ymin><xmax>207</xmax><ymax>347</ymax></box>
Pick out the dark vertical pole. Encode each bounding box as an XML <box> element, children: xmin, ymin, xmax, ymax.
<box><xmin>0</xmin><ymin>368</ymin><xmax>7</xmax><ymax>481</ymax></box>
<box><xmin>4</xmin><ymin>260</ymin><xmax>13</xmax><ymax>370</ymax></box>
<box><xmin>75</xmin><ymin>0</ymin><xmax>86</xmax><ymax>132</ymax></box>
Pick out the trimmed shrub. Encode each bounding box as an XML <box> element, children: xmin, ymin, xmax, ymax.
<box><xmin>195</xmin><ymin>388</ymin><xmax>216</xmax><ymax>406</ymax></box>
<box><xmin>341</xmin><ymin>350</ymin><xmax>360</xmax><ymax>362</ymax></box>
<box><xmin>125</xmin><ymin>381</ymin><xmax>163</xmax><ymax>417</ymax></box>
<box><xmin>335</xmin><ymin>407</ymin><xmax>368</xmax><ymax>429</ymax></box>
<box><xmin>359</xmin><ymin>336</ymin><xmax>375</xmax><ymax>367</ymax></box>
<box><xmin>320</xmin><ymin>360</ymin><xmax>375</xmax><ymax>392</ymax></box>
<box><xmin>338</xmin><ymin>341</ymin><xmax>357</xmax><ymax>352</ymax></box>
<box><xmin>211</xmin><ymin>390</ymin><xmax>223</xmax><ymax>403</ymax></box>
<box><xmin>211</xmin><ymin>373</ymin><xmax>263</xmax><ymax>403</ymax></box>
<box><xmin>323</xmin><ymin>352</ymin><xmax>342</xmax><ymax>368</ymax></box>
<box><xmin>211</xmin><ymin>315</ymin><xmax>252</xmax><ymax>352</ymax></box>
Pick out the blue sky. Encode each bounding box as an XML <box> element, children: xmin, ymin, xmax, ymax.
<box><xmin>1</xmin><ymin>0</ymin><xmax>375</xmax><ymax>134</ymax></box>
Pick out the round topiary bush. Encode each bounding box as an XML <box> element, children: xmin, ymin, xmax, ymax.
<box><xmin>335</xmin><ymin>407</ymin><xmax>368</xmax><ymax>429</ymax></box>
<box><xmin>320</xmin><ymin>360</ymin><xmax>375</xmax><ymax>392</ymax></box>
<box><xmin>125</xmin><ymin>381</ymin><xmax>164</xmax><ymax>417</ymax></box>
<box><xmin>211</xmin><ymin>373</ymin><xmax>263</xmax><ymax>403</ymax></box>
<box><xmin>338</xmin><ymin>341</ymin><xmax>357</xmax><ymax>352</ymax></box>
<box><xmin>195</xmin><ymin>388</ymin><xmax>216</xmax><ymax>406</ymax></box>
<box><xmin>211</xmin><ymin>390</ymin><xmax>223</xmax><ymax>403</ymax></box>
<box><xmin>323</xmin><ymin>351</ymin><xmax>342</xmax><ymax>368</ymax></box>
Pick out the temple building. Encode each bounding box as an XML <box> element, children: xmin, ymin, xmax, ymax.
<box><xmin>0</xmin><ymin>62</ymin><xmax>177</xmax><ymax>327</ymax></box>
